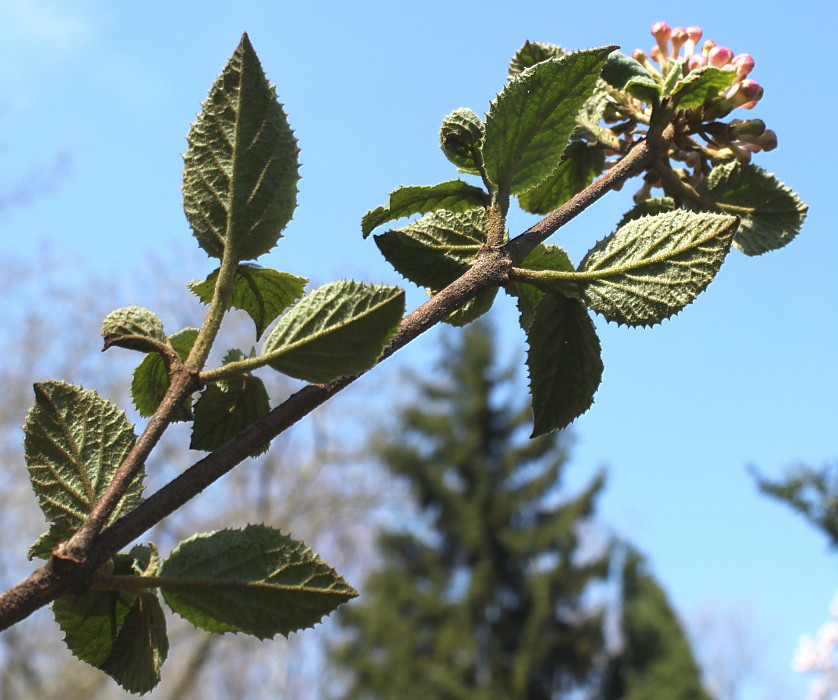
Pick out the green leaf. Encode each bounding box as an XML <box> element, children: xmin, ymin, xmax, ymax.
<box><xmin>182</xmin><ymin>33</ymin><xmax>299</xmax><ymax>261</ymax></box>
<box><xmin>374</xmin><ymin>208</ymin><xmax>488</xmax><ymax>290</ymax></box>
<box><xmin>191</xmin><ymin>374</ymin><xmax>271</xmax><ymax>457</ymax></box>
<box><xmin>262</xmin><ymin>281</ymin><xmax>405</xmax><ymax>383</ymax></box>
<box><xmin>526</xmin><ymin>293</ymin><xmax>603</xmax><ymax>436</ymax></box>
<box><xmin>189</xmin><ymin>264</ymin><xmax>307</xmax><ymax>340</ymax></box>
<box><xmin>101</xmin><ymin>306</ymin><xmax>167</xmax><ymax>353</ymax></box>
<box><xmin>23</xmin><ymin>381</ymin><xmax>144</xmax><ymax>531</ymax></box>
<box><xmin>53</xmin><ymin>589</ymin><xmax>168</xmax><ymax>695</ymax></box>
<box><xmin>159</xmin><ymin>525</ymin><xmax>358</xmax><ymax>639</ymax></box>
<box><xmin>625</xmin><ymin>76</ymin><xmax>662</xmax><ymax>103</ymax></box>
<box><xmin>670</xmin><ymin>66</ymin><xmax>736</xmax><ymax>108</ymax></box>
<box><xmin>517</xmin><ymin>141</ymin><xmax>606</xmax><ymax>215</ymax></box>
<box><xmin>483</xmin><ymin>46</ymin><xmax>616</xmax><ymax>197</ymax></box>
<box><xmin>439</xmin><ymin>108</ymin><xmax>485</xmax><ymax>175</ymax></box>
<box><xmin>361</xmin><ymin>180</ymin><xmax>488</xmax><ymax>238</ymax></box>
<box><xmin>28</xmin><ymin>524</ymin><xmax>73</xmax><ymax>561</ymax></box>
<box><xmin>508</xmin><ymin>40</ymin><xmax>565</xmax><ymax>78</ymax></box>
<box><xmin>442</xmin><ymin>287</ymin><xmax>498</xmax><ymax>327</ymax></box>
<box><xmin>578</xmin><ymin>211</ymin><xmax>738</xmax><ymax>326</ymax></box>
<box><xmin>511</xmin><ymin>244</ymin><xmax>575</xmax><ymax>332</ymax></box>
<box><xmin>696</xmin><ymin>161</ymin><xmax>808</xmax><ymax>255</ymax></box>
<box><xmin>601</xmin><ymin>50</ymin><xmax>654</xmax><ymax>89</ymax></box>
<box><xmin>617</xmin><ymin>197</ymin><xmax>676</xmax><ymax>228</ymax></box>
<box><xmin>131</xmin><ymin>328</ymin><xmax>198</xmax><ymax>420</ymax></box>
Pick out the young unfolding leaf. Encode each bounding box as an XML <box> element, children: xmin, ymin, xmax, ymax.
<box><xmin>508</xmin><ymin>40</ymin><xmax>565</xmax><ymax>78</ymax></box>
<box><xmin>262</xmin><ymin>281</ymin><xmax>404</xmax><ymax>383</ymax></box>
<box><xmin>191</xmin><ymin>358</ymin><xmax>271</xmax><ymax>457</ymax></box>
<box><xmin>517</xmin><ymin>141</ymin><xmax>606</xmax><ymax>215</ymax></box>
<box><xmin>374</xmin><ymin>208</ymin><xmax>488</xmax><ymax>291</ymax></box>
<box><xmin>158</xmin><ymin>525</ymin><xmax>358</xmax><ymax>638</ymax></box>
<box><xmin>670</xmin><ymin>67</ymin><xmax>736</xmax><ymax>108</ymax></box>
<box><xmin>361</xmin><ymin>180</ymin><xmax>489</xmax><ymax>238</ymax></box>
<box><xmin>439</xmin><ymin>108</ymin><xmax>485</xmax><ymax>174</ymax></box>
<box><xmin>526</xmin><ymin>293</ymin><xmax>603</xmax><ymax>436</ymax></box>
<box><xmin>131</xmin><ymin>328</ymin><xmax>198</xmax><ymax>420</ymax></box>
<box><xmin>578</xmin><ymin>211</ymin><xmax>739</xmax><ymax>326</ymax></box>
<box><xmin>28</xmin><ymin>524</ymin><xmax>73</xmax><ymax>561</ymax></box>
<box><xmin>189</xmin><ymin>264</ymin><xmax>308</xmax><ymax>340</ymax></box>
<box><xmin>483</xmin><ymin>46</ymin><xmax>615</xmax><ymax>197</ymax></box>
<box><xmin>53</xmin><ymin>589</ymin><xmax>168</xmax><ymax>695</ymax></box>
<box><xmin>101</xmin><ymin>306</ymin><xmax>167</xmax><ymax>353</ymax></box>
<box><xmin>510</xmin><ymin>244</ymin><xmax>575</xmax><ymax>331</ymax></box>
<box><xmin>601</xmin><ymin>50</ymin><xmax>654</xmax><ymax>90</ymax></box>
<box><xmin>696</xmin><ymin>162</ymin><xmax>807</xmax><ymax>255</ymax></box>
<box><xmin>182</xmin><ymin>33</ymin><xmax>299</xmax><ymax>261</ymax></box>
<box><xmin>23</xmin><ymin>381</ymin><xmax>144</xmax><ymax>531</ymax></box>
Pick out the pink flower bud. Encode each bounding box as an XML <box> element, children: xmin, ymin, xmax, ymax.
<box><xmin>708</xmin><ymin>46</ymin><xmax>734</xmax><ymax>68</ymax></box>
<box><xmin>633</xmin><ymin>48</ymin><xmax>647</xmax><ymax>61</ymax></box>
<box><xmin>723</xmin><ymin>79</ymin><xmax>764</xmax><ymax>110</ymax></box>
<box><xmin>739</xmin><ymin>79</ymin><xmax>764</xmax><ymax>102</ymax></box>
<box><xmin>732</xmin><ymin>53</ymin><xmax>755</xmax><ymax>77</ymax></box>
<box><xmin>702</xmin><ymin>39</ymin><xmax>717</xmax><ymax>55</ymax></box>
<box><xmin>684</xmin><ymin>27</ymin><xmax>703</xmax><ymax>56</ymax></box>
<box><xmin>757</xmin><ymin>129</ymin><xmax>778</xmax><ymax>151</ymax></box>
<box><xmin>670</xmin><ymin>27</ymin><xmax>688</xmax><ymax>57</ymax></box>
<box><xmin>687</xmin><ymin>53</ymin><xmax>707</xmax><ymax>70</ymax></box>
<box><xmin>650</xmin><ymin>44</ymin><xmax>663</xmax><ymax>64</ymax></box>
<box><xmin>651</xmin><ymin>22</ymin><xmax>672</xmax><ymax>63</ymax></box>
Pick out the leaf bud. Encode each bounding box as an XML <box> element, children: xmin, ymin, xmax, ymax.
<box><xmin>439</xmin><ymin>108</ymin><xmax>485</xmax><ymax>173</ymax></box>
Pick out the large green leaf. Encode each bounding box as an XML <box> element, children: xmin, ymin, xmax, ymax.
<box><xmin>131</xmin><ymin>328</ymin><xmax>199</xmax><ymax>420</ymax></box>
<box><xmin>159</xmin><ymin>525</ymin><xmax>358</xmax><ymax>638</ymax></box>
<box><xmin>182</xmin><ymin>33</ymin><xmax>299</xmax><ymax>261</ymax></box>
<box><xmin>483</xmin><ymin>46</ymin><xmax>615</xmax><ymax>197</ymax></box>
<box><xmin>578</xmin><ymin>211</ymin><xmax>738</xmax><ymax>326</ymax></box>
<box><xmin>508</xmin><ymin>40</ymin><xmax>565</xmax><ymax>78</ymax></box>
<box><xmin>361</xmin><ymin>180</ymin><xmax>488</xmax><ymax>238</ymax></box>
<box><xmin>526</xmin><ymin>293</ymin><xmax>603</xmax><ymax>436</ymax></box>
<box><xmin>670</xmin><ymin>67</ymin><xmax>736</xmax><ymax>108</ymax></box>
<box><xmin>517</xmin><ymin>140</ymin><xmax>606</xmax><ymax>215</ymax></box>
<box><xmin>191</xmin><ymin>352</ymin><xmax>271</xmax><ymax>457</ymax></box>
<box><xmin>439</xmin><ymin>108</ymin><xmax>485</xmax><ymax>174</ymax></box>
<box><xmin>101</xmin><ymin>306</ymin><xmax>166</xmax><ymax>353</ymax></box>
<box><xmin>189</xmin><ymin>264</ymin><xmax>308</xmax><ymax>340</ymax></box>
<box><xmin>23</xmin><ymin>381</ymin><xmax>144</xmax><ymax>531</ymax></box>
<box><xmin>696</xmin><ymin>162</ymin><xmax>807</xmax><ymax>255</ymax></box>
<box><xmin>374</xmin><ymin>208</ymin><xmax>488</xmax><ymax>290</ymax></box>
<box><xmin>262</xmin><ymin>281</ymin><xmax>405</xmax><ymax>383</ymax></box>
<box><xmin>53</xmin><ymin>588</ymin><xmax>168</xmax><ymax>695</ymax></box>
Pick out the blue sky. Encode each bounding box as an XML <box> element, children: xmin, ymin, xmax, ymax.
<box><xmin>2</xmin><ymin>1</ymin><xmax>835</xmax><ymax>696</ymax></box>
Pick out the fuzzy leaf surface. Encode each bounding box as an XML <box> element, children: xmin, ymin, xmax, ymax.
<box><xmin>517</xmin><ymin>141</ymin><xmax>605</xmax><ymax>214</ymax></box>
<box><xmin>190</xmin><ymin>264</ymin><xmax>307</xmax><ymax>339</ymax></box>
<box><xmin>374</xmin><ymin>208</ymin><xmax>488</xmax><ymax>290</ymax></box>
<box><xmin>159</xmin><ymin>525</ymin><xmax>358</xmax><ymax>639</ymax></box>
<box><xmin>182</xmin><ymin>34</ymin><xmax>299</xmax><ymax>261</ymax></box>
<box><xmin>526</xmin><ymin>293</ymin><xmax>603</xmax><ymax>436</ymax></box>
<box><xmin>601</xmin><ymin>51</ymin><xmax>653</xmax><ymax>89</ymax></box>
<box><xmin>670</xmin><ymin>67</ymin><xmax>736</xmax><ymax>108</ymax></box>
<box><xmin>23</xmin><ymin>381</ymin><xmax>144</xmax><ymax>531</ymax></box>
<box><xmin>191</xmin><ymin>374</ymin><xmax>271</xmax><ymax>457</ymax></box>
<box><xmin>508</xmin><ymin>41</ymin><xmax>565</xmax><ymax>77</ymax></box>
<box><xmin>361</xmin><ymin>180</ymin><xmax>488</xmax><ymax>238</ymax></box>
<box><xmin>483</xmin><ymin>47</ymin><xmax>615</xmax><ymax>196</ymax></box>
<box><xmin>439</xmin><ymin>108</ymin><xmax>485</xmax><ymax>174</ymax></box>
<box><xmin>696</xmin><ymin>162</ymin><xmax>807</xmax><ymax>255</ymax></box>
<box><xmin>101</xmin><ymin>306</ymin><xmax>166</xmax><ymax>353</ymax></box>
<box><xmin>53</xmin><ymin>589</ymin><xmax>168</xmax><ymax>695</ymax></box>
<box><xmin>578</xmin><ymin>211</ymin><xmax>738</xmax><ymax>326</ymax></box>
<box><xmin>262</xmin><ymin>281</ymin><xmax>404</xmax><ymax>383</ymax></box>
<box><xmin>131</xmin><ymin>328</ymin><xmax>198</xmax><ymax>420</ymax></box>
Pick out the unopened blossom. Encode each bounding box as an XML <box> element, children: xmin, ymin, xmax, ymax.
<box><xmin>684</xmin><ymin>26</ymin><xmax>703</xmax><ymax>56</ymax></box>
<box><xmin>670</xmin><ymin>27</ymin><xmax>688</xmax><ymax>57</ymax></box>
<box><xmin>732</xmin><ymin>53</ymin><xmax>755</xmax><ymax>78</ymax></box>
<box><xmin>708</xmin><ymin>46</ymin><xmax>734</xmax><ymax>68</ymax></box>
<box><xmin>687</xmin><ymin>53</ymin><xmax>707</xmax><ymax>70</ymax></box>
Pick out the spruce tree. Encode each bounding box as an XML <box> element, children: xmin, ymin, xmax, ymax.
<box><xmin>332</xmin><ymin>321</ymin><xmax>612</xmax><ymax>699</ymax></box>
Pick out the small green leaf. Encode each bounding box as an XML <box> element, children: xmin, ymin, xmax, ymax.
<box><xmin>131</xmin><ymin>328</ymin><xmax>199</xmax><ymax>420</ymax></box>
<box><xmin>191</xmin><ymin>374</ymin><xmax>271</xmax><ymax>457</ymax></box>
<box><xmin>23</xmin><ymin>382</ymin><xmax>144</xmax><ymax>531</ymax></box>
<box><xmin>625</xmin><ymin>76</ymin><xmax>662</xmax><ymax>103</ymax></box>
<box><xmin>101</xmin><ymin>306</ymin><xmax>167</xmax><ymax>353</ymax></box>
<box><xmin>526</xmin><ymin>293</ymin><xmax>603</xmax><ymax>436</ymax></box>
<box><xmin>670</xmin><ymin>66</ymin><xmax>736</xmax><ymax>108</ymax></box>
<box><xmin>130</xmin><ymin>543</ymin><xmax>162</xmax><ymax>577</ymax></box>
<box><xmin>578</xmin><ymin>211</ymin><xmax>738</xmax><ymax>326</ymax></box>
<box><xmin>53</xmin><ymin>589</ymin><xmax>168</xmax><ymax>695</ymax></box>
<box><xmin>617</xmin><ymin>197</ymin><xmax>676</xmax><ymax>228</ymax></box>
<box><xmin>517</xmin><ymin>141</ymin><xmax>606</xmax><ymax>215</ymax></box>
<box><xmin>361</xmin><ymin>180</ymin><xmax>488</xmax><ymax>238</ymax></box>
<box><xmin>182</xmin><ymin>33</ymin><xmax>299</xmax><ymax>261</ymax></box>
<box><xmin>262</xmin><ymin>281</ymin><xmax>405</xmax><ymax>383</ymax></box>
<box><xmin>159</xmin><ymin>525</ymin><xmax>358</xmax><ymax>639</ymax></box>
<box><xmin>28</xmin><ymin>524</ymin><xmax>73</xmax><ymax>561</ymax></box>
<box><xmin>439</xmin><ymin>108</ymin><xmax>485</xmax><ymax>174</ymax></box>
<box><xmin>696</xmin><ymin>161</ymin><xmax>808</xmax><ymax>255</ymax></box>
<box><xmin>483</xmin><ymin>46</ymin><xmax>616</xmax><ymax>197</ymax></box>
<box><xmin>190</xmin><ymin>264</ymin><xmax>307</xmax><ymax>339</ymax></box>
<box><xmin>601</xmin><ymin>51</ymin><xmax>654</xmax><ymax>89</ymax></box>
<box><xmin>511</xmin><ymin>244</ymin><xmax>576</xmax><ymax>332</ymax></box>
<box><xmin>374</xmin><ymin>208</ymin><xmax>488</xmax><ymax>290</ymax></box>
<box><xmin>508</xmin><ymin>40</ymin><xmax>565</xmax><ymax>78</ymax></box>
